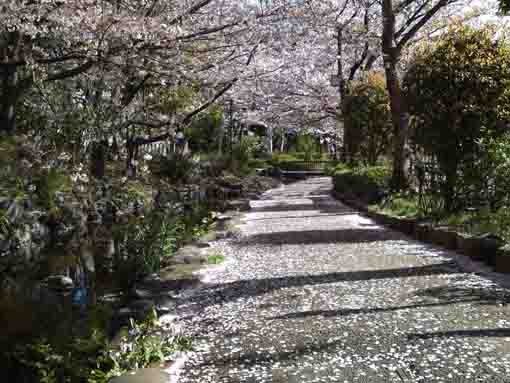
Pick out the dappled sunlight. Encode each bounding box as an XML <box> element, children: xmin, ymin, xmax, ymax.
<box><xmin>178</xmin><ymin>178</ymin><xmax>510</xmax><ymax>382</ymax></box>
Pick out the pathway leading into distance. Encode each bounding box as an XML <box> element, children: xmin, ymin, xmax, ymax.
<box><xmin>177</xmin><ymin>177</ymin><xmax>510</xmax><ymax>383</ymax></box>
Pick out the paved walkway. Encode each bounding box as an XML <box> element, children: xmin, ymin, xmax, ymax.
<box><xmin>178</xmin><ymin>178</ymin><xmax>510</xmax><ymax>382</ymax></box>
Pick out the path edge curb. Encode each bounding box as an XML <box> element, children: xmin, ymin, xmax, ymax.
<box><xmin>331</xmin><ymin>190</ymin><xmax>510</xmax><ymax>274</ymax></box>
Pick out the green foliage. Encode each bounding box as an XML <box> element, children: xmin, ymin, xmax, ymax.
<box><xmin>157</xmin><ymin>86</ymin><xmax>197</xmax><ymax>114</ymax></box>
<box><xmin>345</xmin><ymin>71</ymin><xmax>392</xmax><ymax>165</ymax></box>
<box><xmin>290</xmin><ymin>135</ymin><xmax>320</xmax><ymax>161</ymax></box>
<box><xmin>149</xmin><ymin>154</ymin><xmax>197</xmax><ymax>185</ymax></box>
<box><xmin>207</xmin><ymin>253</ymin><xmax>225</xmax><ymax>265</ymax></box>
<box><xmin>3</xmin><ymin>308</ymin><xmax>191</xmax><ymax>383</ymax></box>
<box><xmin>0</xmin><ymin>208</ymin><xmax>12</xmax><ymax>237</ymax></box>
<box><xmin>405</xmin><ymin>24</ymin><xmax>510</xmax><ymax>211</ymax></box>
<box><xmin>500</xmin><ymin>0</ymin><xmax>510</xmax><ymax>14</ymax></box>
<box><xmin>376</xmin><ymin>193</ymin><xmax>421</xmax><ymax>218</ymax></box>
<box><xmin>333</xmin><ymin>165</ymin><xmax>391</xmax><ymax>203</ymax></box>
<box><xmin>477</xmin><ymin>132</ymin><xmax>510</xmax><ymax>207</ymax></box>
<box><xmin>247</xmin><ymin>158</ymin><xmax>270</xmax><ymax>169</ymax></box>
<box><xmin>114</xmin><ymin>204</ymin><xmax>213</xmax><ymax>286</ymax></box>
<box><xmin>186</xmin><ymin>107</ymin><xmax>224</xmax><ymax>153</ymax></box>
<box><xmin>34</xmin><ymin>169</ymin><xmax>72</xmax><ymax>210</ymax></box>
<box><xmin>228</xmin><ymin>137</ymin><xmax>261</xmax><ymax>176</ymax></box>
<box><xmin>122</xmin><ymin>180</ymin><xmax>153</xmax><ymax>206</ymax></box>
<box><xmin>270</xmin><ymin>152</ymin><xmax>300</xmax><ymax>165</ymax></box>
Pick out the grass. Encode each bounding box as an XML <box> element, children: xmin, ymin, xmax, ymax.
<box><xmin>207</xmin><ymin>253</ymin><xmax>225</xmax><ymax>265</ymax></box>
<box><xmin>374</xmin><ymin>194</ymin><xmax>421</xmax><ymax>218</ymax></box>
<box><xmin>372</xmin><ymin>192</ymin><xmax>510</xmax><ymax>241</ymax></box>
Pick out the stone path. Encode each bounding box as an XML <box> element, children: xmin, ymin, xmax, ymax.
<box><xmin>177</xmin><ymin>177</ymin><xmax>510</xmax><ymax>382</ymax></box>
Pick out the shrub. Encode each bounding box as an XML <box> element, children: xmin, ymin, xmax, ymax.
<box><xmin>2</xmin><ymin>307</ymin><xmax>191</xmax><ymax>383</ymax></box>
<box><xmin>344</xmin><ymin>71</ymin><xmax>392</xmax><ymax>165</ymax></box>
<box><xmin>270</xmin><ymin>152</ymin><xmax>299</xmax><ymax>165</ymax></box>
<box><xmin>149</xmin><ymin>154</ymin><xmax>198</xmax><ymax>185</ymax></box>
<box><xmin>405</xmin><ymin>24</ymin><xmax>510</xmax><ymax>211</ymax></box>
<box><xmin>207</xmin><ymin>253</ymin><xmax>225</xmax><ymax>265</ymax></box>
<box><xmin>377</xmin><ymin>193</ymin><xmax>421</xmax><ymax>218</ymax></box>
<box><xmin>114</xmin><ymin>204</ymin><xmax>213</xmax><ymax>288</ymax></box>
<box><xmin>333</xmin><ymin>165</ymin><xmax>391</xmax><ymax>203</ymax></box>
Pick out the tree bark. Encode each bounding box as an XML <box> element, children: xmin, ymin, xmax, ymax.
<box><xmin>337</xmin><ymin>27</ymin><xmax>350</xmax><ymax>163</ymax></box>
<box><xmin>0</xmin><ymin>65</ymin><xmax>18</xmax><ymax>134</ymax></box>
<box><xmin>90</xmin><ymin>140</ymin><xmax>108</xmax><ymax>179</ymax></box>
<box><xmin>382</xmin><ymin>0</ymin><xmax>408</xmax><ymax>190</ymax></box>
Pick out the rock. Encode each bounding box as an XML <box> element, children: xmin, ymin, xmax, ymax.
<box><xmin>430</xmin><ymin>227</ymin><xmax>458</xmax><ymax>250</ymax></box>
<box><xmin>0</xmin><ymin>239</ymin><xmax>12</xmax><ymax>253</ymax></box>
<box><xmin>495</xmin><ymin>246</ymin><xmax>510</xmax><ymax>273</ymax></box>
<box><xmin>173</xmin><ymin>247</ymin><xmax>208</xmax><ymax>264</ymax></box>
<box><xmin>117</xmin><ymin>299</ymin><xmax>156</xmax><ymax>322</ymax></box>
<box><xmin>156</xmin><ymin>294</ymin><xmax>177</xmax><ymax>313</ymax></box>
<box><xmin>130</xmin><ymin>299</ymin><xmax>156</xmax><ymax>313</ymax></box>
<box><xmin>6</xmin><ymin>200</ymin><xmax>24</xmax><ymax>222</ymax></box>
<box><xmin>142</xmin><ymin>273</ymin><xmax>161</xmax><ymax>284</ymax></box>
<box><xmin>217</xmin><ymin>177</ymin><xmax>243</xmax><ymax>190</ymax></box>
<box><xmin>244</xmin><ymin>192</ymin><xmax>260</xmax><ymax>200</ymax></box>
<box><xmin>128</xmin><ymin>286</ymin><xmax>155</xmax><ymax>300</ymax></box>
<box><xmin>54</xmin><ymin>192</ymin><xmax>65</xmax><ymax>207</ymax></box>
<box><xmin>31</xmin><ymin>221</ymin><xmax>49</xmax><ymax>242</ymax></box>
<box><xmin>0</xmin><ymin>198</ymin><xmax>10</xmax><ymax>210</ymax></box>
<box><xmin>479</xmin><ymin>233</ymin><xmax>503</xmax><ymax>266</ymax></box>
<box><xmin>457</xmin><ymin>234</ymin><xmax>483</xmax><ymax>260</ymax></box>
<box><xmin>415</xmin><ymin>223</ymin><xmax>433</xmax><ymax>242</ymax></box>
<box><xmin>215</xmin><ymin>231</ymin><xmax>231</xmax><ymax>240</ymax></box>
<box><xmin>227</xmin><ymin>199</ymin><xmax>250</xmax><ymax>212</ymax></box>
<box><xmin>196</xmin><ymin>231</ymin><xmax>217</xmax><ymax>245</ymax></box>
<box><xmin>44</xmin><ymin>275</ymin><xmax>74</xmax><ymax>292</ymax></box>
<box><xmin>23</xmin><ymin>199</ymin><xmax>33</xmax><ymax>210</ymax></box>
<box><xmin>216</xmin><ymin>213</ymin><xmax>233</xmax><ymax>222</ymax></box>
<box><xmin>26</xmin><ymin>210</ymin><xmax>45</xmax><ymax>222</ymax></box>
<box><xmin>109</xmin><ymin>368</ymin><xmax>171</xmax><ymax>383</ymax></box>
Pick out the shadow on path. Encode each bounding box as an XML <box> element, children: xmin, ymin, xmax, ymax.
<box><xmin>247</xmin><ymin>213</ymin><xmax>358</xmax><ymax>221</ymax></box>
<box><xmin>197</xmin><ymin>338</ymin><xmax>345</xmax><ymax>369</ymax></box>
<box><xmin>267</xmin><ymin>299</ymin><xmax>480</xmax><ymax>321</ymax></box>
<box><xmin>252</xmin><ymin>196</ymin><xmax>351</xmax><ymax>214</ymax></box>
<box><xmin>189</xmin><ymin>262</ymin><xmax>459</xmax><ymax>307</ymax></box>
<box><xmin>238</xmin><ymin>228</ymin><xmax>402</xmax><ymax>246</ymax></box>
<box><xmin>415</xmin><ymin>285</ymin><xmax>510</xmax><ymax>304</ymax></box>
<box><xmin>408</xmin><ymin>328</ymin><xmax>510</xmax><ymax>340</ymax></box>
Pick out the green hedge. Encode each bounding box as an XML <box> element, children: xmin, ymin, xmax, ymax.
<box><xmin>333</xmin><ymin>165</ymin><xmax>391</xmax><ymax>203</ymax></box>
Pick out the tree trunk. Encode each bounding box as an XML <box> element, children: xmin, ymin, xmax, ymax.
<box><xmin>90</xmin><ymin>140</ymin><xmax>108</xmax><ymax>179</ymax></box>
<box><xmin>0</xmin><ymin>65</ymin><xmax>18</xmax><ymax>134</ymax></box>
<box><xmin>385</xmin><ymin>58</ymin><xmax>408</xmax><ymax>190</ymax></box>
<box><xmin>382</xmin><ymin>0</ymin><xmax>408</xmax><ymax>190</ymax></box>
<box><xmin>126</xmin><ymin>138</ymin><xmax>137</xmax><ymax>178</ymax></box>
<box><xmin>337</xmin><ymin>26</ymin><xmax>350</xmax><ymax>163</ymax></box>
<box><xmin>268</xmin><ymin>125</ymin><xmax>273</xmax><ymax>154</ymax></box>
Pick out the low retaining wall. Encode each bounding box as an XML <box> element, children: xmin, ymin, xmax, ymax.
<box><xmin>332</xmin><ymin>190</ymin><xmax>510</xmax><ymax>274</ymax></box>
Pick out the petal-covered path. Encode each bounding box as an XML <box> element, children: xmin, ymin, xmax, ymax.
<box><xmin>177</xmin><ymin>178</ymin><xmax>510</xmax><ymax>382</ymax></box>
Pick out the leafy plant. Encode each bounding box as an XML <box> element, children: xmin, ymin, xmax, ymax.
<box><xmin>3</xmin><ymin>307</ymin><xmax>191</xmax><ymax>383</ymax></box>
<box><xmin>35</xmin><ymin>169</ymin><xmax>72</xmax><ymax>210</ymax></box>
<box><xmin>0</xmin><ymin>208</ymin><xmax>13</xmax><ymax>237</ymax></box>
<box><xmin>291</xmin><ymin>135</ymin><xmax>320</xmax><ymax>161</ymax></box>
<box><xmin>207</xmin><ymin>253</ymin><xmax>225</xmax><ymax>265</ymax></box>
<box><xmin>405</xmin><ymin>24</ymin><xmax>510</xmax><ymax>211</ymax></box>
<box><xmin>333</xmin><ymin>165</ymin><xmax>391</xmax><ymax>203</ymax></box>
<box><xmin>114</xmin><ymin>203</ymin><xmax>213</xmax><ymax>288</ymax></box>
<box><xmin>345</xmin><ymin>71</ymin><xmax>392</xmax><ymax>165</ymax></box>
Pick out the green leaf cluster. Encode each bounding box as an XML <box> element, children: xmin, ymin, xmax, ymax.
<box><xmin>345</xmin><ymin>71</ymin><xmax>392</xmax><ymax>165</ymax></box>
<box><xmin>405</xmin><ymin>24</ymin><xmax>510</xmax><ymax>211</ymax></box>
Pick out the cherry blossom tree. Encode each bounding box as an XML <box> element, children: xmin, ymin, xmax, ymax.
<box><xmin>380</xmin><ymin>0</ymin><xmax>482</xmax><ymax>189</ymax></box>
